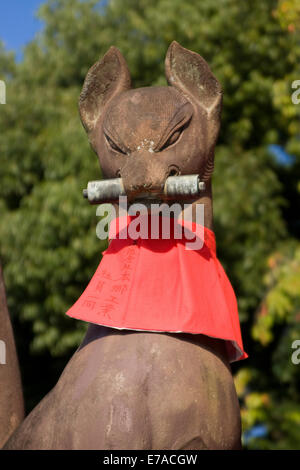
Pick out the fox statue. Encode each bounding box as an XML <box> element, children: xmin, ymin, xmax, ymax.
<box><xmin>2</xmin><ymin>42</ymin><xmax>246</xmax><ymax>450</ymax></box>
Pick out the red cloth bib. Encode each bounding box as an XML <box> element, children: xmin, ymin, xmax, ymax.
<box><xmin>66</xmin><ymin>215</ymin><xmax>248</xmax><ymax>362</ymax></box>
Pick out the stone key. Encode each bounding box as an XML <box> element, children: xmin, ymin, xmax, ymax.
<box><xmin>83</xmin><ymin>174</ymin><xmax>206</xmax><ymax>204</ymax></box>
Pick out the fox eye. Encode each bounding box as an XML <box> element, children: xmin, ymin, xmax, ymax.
<box><xmin>105</xmin><ymin>134</ymin><xmax>127</xmax><ymax>155</ymax></box>
<box><xmin>161</xmin><ymin>130</ymin><xmax>181</xmax><ymax>149</ymax></box>
<box><xmin>160</xmin><ymin>125</ymin><xmax>187</xmax><ymax>151</ymax></box>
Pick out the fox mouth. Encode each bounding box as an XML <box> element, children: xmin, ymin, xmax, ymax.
<box><xmin>83</xmin><ymin>174</ymin><xmax>205</xmax><ymax>205</ymax></box>
<box><xmin>132</xmin><ymin>182</ymin><xmax>153</xmax><ymax>192</ymax></box>
<box><xmin>126</xmin><ymin>166</ymin><xmax>181</xmax><ymax>199</ymax></box>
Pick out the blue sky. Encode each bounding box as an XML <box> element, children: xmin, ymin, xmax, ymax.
<box><xmin>0</xmin><ymin>1</ymin><xmax>43</xmax><ymax>59</ymax></box>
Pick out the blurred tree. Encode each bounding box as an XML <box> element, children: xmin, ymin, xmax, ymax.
<box><xmin>0</xmin><ymin>0</ymin><xmax>299</xmax><ymax>447</ymax></box>
<box><xmin>234</xmin><ymin>0</ymin><xmax>300</xmax><ymax>449</ymax></box>
<box><xmin>235</xmin><ymin>242</ymin><xmax>300</xmax><ymax>449</ymax></box>
<box><xmin>275</xmin><ymin>0</ymin><xmax>300</xmax><ymax>32</ymax></box>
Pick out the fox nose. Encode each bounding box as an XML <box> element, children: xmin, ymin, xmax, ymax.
<box><xmin>120</xmin><ymin>150</ymin><xmax>169</xmax><ymax>197</ymax></box>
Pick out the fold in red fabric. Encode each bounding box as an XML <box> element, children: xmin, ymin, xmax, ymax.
<box><xmin>66</xmin><ymin>214</ymin><xmax>248</xmax><ymax>362</ymax></box>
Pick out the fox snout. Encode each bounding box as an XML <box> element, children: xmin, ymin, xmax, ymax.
<box><xmin>119</xmin><ymin>150</ymin><xmax>174</xmax><ymax>196</ymax></box>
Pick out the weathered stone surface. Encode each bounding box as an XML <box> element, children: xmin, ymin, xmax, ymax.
<box><xmin>0</xmin><ymin>264</ymin><xmax>24</xmax><ymax>448</ymax></box>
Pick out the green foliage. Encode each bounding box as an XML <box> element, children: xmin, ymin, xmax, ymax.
<box><xmin>253</xmin><ymin>242</ymin><xmax>300</xmax><ymax>347</ymax></box>
<box><xmin>0</xmin><ymin>0</ymin><xmax>299</xmax><ymax>448</ymax></box>
<box><xmin>235</xmin><ymin>241</ymin><xmax>300</xmax><ymax>448</ymax></box>
<box><xmin>213</xmin><ymin>145</ymin><xmax>286</xmax><ymax>318</ymax></box>
<box><xmin>275</xmin><ymin>0</ymin><xmax>300</xmax><ymax>32</ymax></box>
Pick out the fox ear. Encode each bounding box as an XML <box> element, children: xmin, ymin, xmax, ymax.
<box><xmin>79</xmin><ymin>46</ymin><xmax>131</xmax><ymax>135</ymax></box>
<box><xmin>165</xmin><ymin>41</ymin><xmax>222</xmax><ymax>120</ymax></box>
<box><xmin>165</xmin><ymin>41</ymin><xmax>222</xmax><ymax>180</ymax></box>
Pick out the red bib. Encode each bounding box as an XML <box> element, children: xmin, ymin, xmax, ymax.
<box><xmin>66</xmin><ymin>215</ymin><xmax>248</xmax><ymax>362</ymax></box>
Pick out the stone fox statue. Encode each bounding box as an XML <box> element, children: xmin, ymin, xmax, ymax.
<box><xmin>2</xmin><ymin>41</ymin><xmax>247</xmax><ymax>450</ymax></box>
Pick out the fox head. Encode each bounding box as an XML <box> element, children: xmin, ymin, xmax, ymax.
<box><xmin>79</xmin><ymin>41</ymin><xmax>222</xmax><ymax>225</ymax></box>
